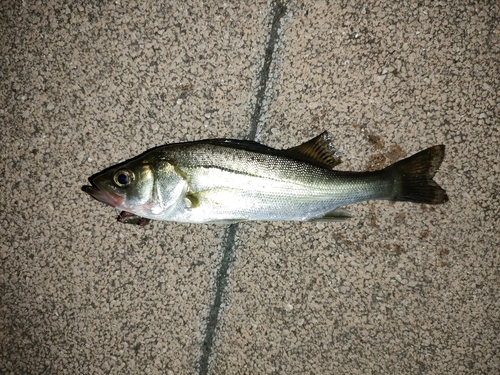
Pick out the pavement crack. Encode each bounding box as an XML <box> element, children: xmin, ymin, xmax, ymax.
<box><xmin>248</xmin><ymin>0</ymin><xmax>288</xmax><ymax>141</ymax></box>
<box><xmin>198</xmin><ymin>224</ymin><xmax>239</xmax><ymax>375</ymax></box>
<box><xmin>197</xmin><ymin>2</ymin><xmax>288</xmax><ymax>374</ymax></box>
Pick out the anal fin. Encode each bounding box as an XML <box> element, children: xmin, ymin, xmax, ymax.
<box><xmin>205</xmin><ymin>219</ymin><xmax>248</xmax><ymax>225</ymax></box>
<box><xmin>309</xmin><ymin>208</ymin><xmax>352</xmax><ymax>222</ymax></box>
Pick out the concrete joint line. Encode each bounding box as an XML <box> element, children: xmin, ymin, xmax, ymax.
<box><xmin>248</xmin><ymin>1</ymin><xmax>288</xmax><ymax>141</ymax></box>
<box><xmin>197</xmin><ymin>2</ymin><xmax>288</xmax><ymax>374</ymax></box>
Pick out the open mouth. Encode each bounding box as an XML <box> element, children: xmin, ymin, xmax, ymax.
<box><xmin>82</xmin><ymin>179</ymin><xmax>124</xmax><ymax>208</ymax></box>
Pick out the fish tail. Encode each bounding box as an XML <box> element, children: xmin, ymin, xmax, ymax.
<box><xmin>385</xmin><ymin>145</ymin><xmax>448</xmax><ymax>204</ymax></box>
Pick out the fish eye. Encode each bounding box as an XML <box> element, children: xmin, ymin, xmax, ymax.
<box><xmin>113</xmin><ymin>169</ymin><xmax>134</xmax><ymax>187</ymax></box>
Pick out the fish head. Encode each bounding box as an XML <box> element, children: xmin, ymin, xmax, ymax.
<box><xmin>83</xmin><ymin>152</ymin><xmax>189</xmax><ymax>219</ymax></box>
<box><xmin>82</xmin><ymin>158</ymin><xmax>157</xmax><ymax>215</ymax></box>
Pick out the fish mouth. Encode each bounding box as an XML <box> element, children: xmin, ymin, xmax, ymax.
<box><xmin>82</xmin><ymin>179</ymin><xmax>124</xmax><ymax>208</ymax></box>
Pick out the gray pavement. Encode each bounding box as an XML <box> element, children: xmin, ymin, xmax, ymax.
<box><xmin>1</xmin><ymin>0</ymin><xmax>499</xmax><ymax>374</ymax></box>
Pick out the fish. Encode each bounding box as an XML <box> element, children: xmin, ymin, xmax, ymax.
<box><xmin>82</xmin><ymin>132</ymin><xmax>448</xmax><ymax>224</ymax></box>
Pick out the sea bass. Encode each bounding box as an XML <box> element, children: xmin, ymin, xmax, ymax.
<box><xmin>82</xmin><ymin>132</ymin><xmax>448</xmax><ymax>224</ymax></box>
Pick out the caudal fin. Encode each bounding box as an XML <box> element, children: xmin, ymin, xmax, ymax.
<box><xmin>385</xmin><ymin>145</ymin><xmax>448</xmax><ymax>204</ymax></box>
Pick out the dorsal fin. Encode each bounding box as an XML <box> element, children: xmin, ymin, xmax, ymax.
<box><xmin>286</xmin><ymin>132</ymin><xmax>341</xmax><ymax>169</ymax></box>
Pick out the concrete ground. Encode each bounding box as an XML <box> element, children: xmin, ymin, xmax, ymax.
<box><xmin>1</xmin><ymin>0</ymin><xmax>499</xmax><ymax>374</ymax></box>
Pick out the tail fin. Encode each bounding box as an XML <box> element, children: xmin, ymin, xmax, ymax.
<box><xmin>385</xmin><ymin>145</ymin><xmax>448</xmax><ymax>204</ymax></box>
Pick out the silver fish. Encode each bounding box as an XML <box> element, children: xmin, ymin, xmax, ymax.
<box><xmin>82</xmin><ymin>132</ymin><xmax>448</xmax><ymax>224</ymax></box>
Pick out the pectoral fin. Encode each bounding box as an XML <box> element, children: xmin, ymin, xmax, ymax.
<box><xmin>185</xmin><ymin>192</ymin><xmax>200</xmax><ymax>208</ymax></box>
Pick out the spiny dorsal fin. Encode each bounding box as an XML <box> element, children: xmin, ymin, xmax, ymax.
<box><xmin>286</xmin><ymin>132</ymin><xmax>341</xmax><ymax>169</ymax></box>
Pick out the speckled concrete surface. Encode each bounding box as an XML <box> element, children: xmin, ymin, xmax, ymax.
<box><xmin>1</xmin><ymin>0</ymin><xmax>499</xmax><ymax>374</ymax></box>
